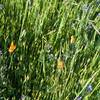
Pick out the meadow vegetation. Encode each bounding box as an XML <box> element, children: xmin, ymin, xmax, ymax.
<box><xmin>0</xmin><ymin>0</ymin><xmax>100</xmax><ymax>100</ymax></box>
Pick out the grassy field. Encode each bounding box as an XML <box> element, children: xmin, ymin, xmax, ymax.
<box><xmin>0</xmin><ymin>0</ymin><xmax>100</xmax><ymax>100</ymax></box>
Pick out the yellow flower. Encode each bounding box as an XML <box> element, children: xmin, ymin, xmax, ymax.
<box><xmin>70</xmin><ymin>35</ymin><xmax>75</xmax><ymax>43</ymax></box>
<box><xmin>8</xmin><ymin>41</ymin><xmax>16</xmax><ymax>53</ymax></box>
<box><xmin>57</xmin><ymin>58</ymin><xmax>64</xmax><ymax>69</ymax></box>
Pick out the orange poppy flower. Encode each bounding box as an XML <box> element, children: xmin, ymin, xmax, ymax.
<box><xmin>70</xmin><ymin>35</ymin><xmax>75</xmax><ymax>43</ymax></box>
<box><xmin>8</xmin><ymin>41</ymin><xmax>16</xmax><ymax>53</ymax></box>
<box><xmin>57</xmin><ymin>58</ymin><xmax>64</xmax><ymax>69</ymax></box>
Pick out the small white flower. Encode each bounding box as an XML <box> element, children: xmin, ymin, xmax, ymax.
<box><xmin>20</xmin><ymin>95</ymin><xmax>25</xmax><ymax>100</ymax></box>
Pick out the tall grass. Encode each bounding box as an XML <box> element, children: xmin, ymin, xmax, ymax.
<box><xmin>0</xmin><ymin>0</ymin><xmax>100</xmax><ymax>100</ymax></box>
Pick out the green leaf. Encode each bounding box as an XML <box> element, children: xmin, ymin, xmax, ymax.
<box><xmin>0</xmin><ymin>32</ymin><xmax>3</xmax><ymax>37</ymax></box>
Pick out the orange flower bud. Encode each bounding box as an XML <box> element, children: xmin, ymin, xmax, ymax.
<box><xmin>8</xmin><ymin>41</ymin><xmax>16</xmax><ymax>53</ymax></box>
<box><xmin>70</xmin><ymin>35</ymin><xmax>75</xmax><ymax>43</ymax></box>
<box><xmin>57</xmin><ymin>58</ymin><xmax>64</xmax><ymax>69</ymax></box>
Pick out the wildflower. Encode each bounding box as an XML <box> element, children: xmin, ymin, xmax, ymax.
<box><xmin>0</xmin><ymin>4</ymin><xmax>4</xmax><ymax>10</ymax></box>
<box><xmin>8</xmin><ymin>41</ymin><xmax>16</xmax><ymax>53</ymax></box>
<box><xmin>87</xmin><ymin>84</ymin><xmax>93</xmax><ymax>92</ymax></box>
<box><xmin>20</xmin><ymin>95</ymin><xmax>25</xmax><ymax>100</ymax></box>
<box><xmin>46</xmin><ymin>44</ymin><xmax>53</xmax><ymax>53</ymax></box>
<box><xmin>57</xmin><ymin>58</ymin><xmax>64</xmax><ymax>69</ymax></box>
<box><xmin>70</xmin><ymin>35</ymin><xmax>75</xmax><ymax>44</ymax></box>
<box><xmin>77</xmin><ymin>96</ymin><xmax>82</xmax><ymax>100</ymax></box>
<box><xmin>48</xmin><ymin>54</ymin><xmax>54</xmax><ymax>61</ymax></box>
